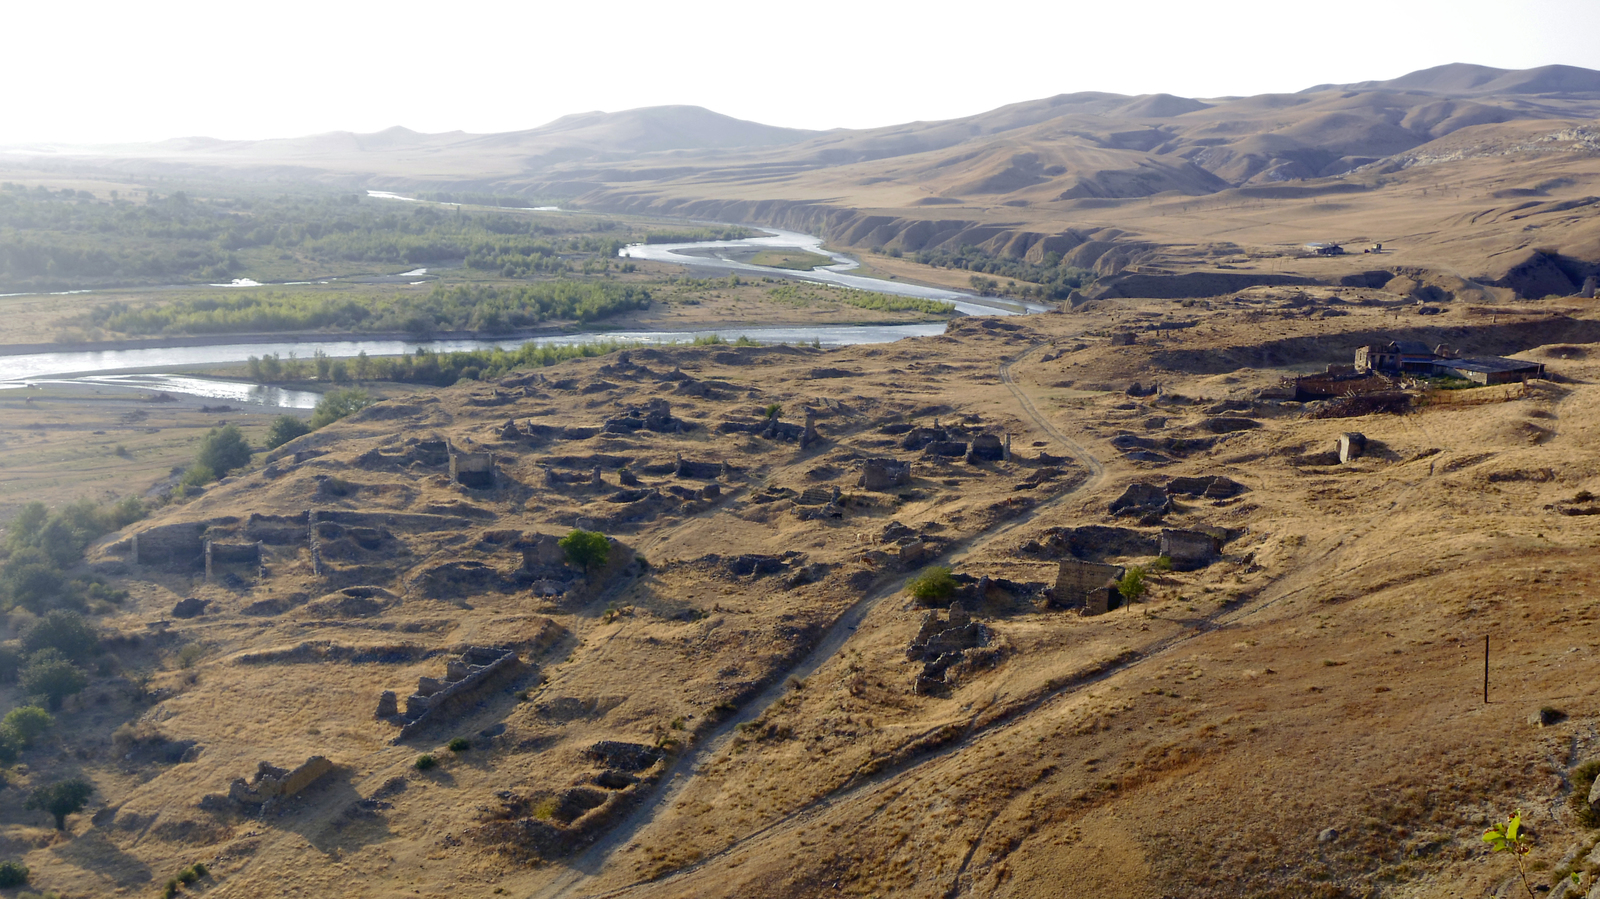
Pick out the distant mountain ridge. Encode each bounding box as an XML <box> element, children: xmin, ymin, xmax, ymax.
<box><xmin>133</xmin><ymin>106</ymin><xmax>819</xmax><ymax>163</ymax></box>
<box><xmin>1303</xmin><ymin>62</ymin><xmax>1600</xmax><ymax>96</ymax></box>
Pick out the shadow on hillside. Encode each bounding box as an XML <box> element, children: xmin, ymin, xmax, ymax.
<box><xmin>1152</xmin><ymin>318</ymin><xmax>1600</xmax><ymax>375</ymax></box>
<box><xmin>272</xmin><ymin>768</ymin><xmax>394</xmax><ymax>857</ymax></box>
<box><xmin>51</xmin><ymin>828</ymin><xmax>154</xmax><ymax>889</ymax></box>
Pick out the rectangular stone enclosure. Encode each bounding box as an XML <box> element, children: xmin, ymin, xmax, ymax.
<box><xmin>1160</xmin><ymin>528</ymin><xmax>1219</xmax><ymax>570</ymax></box>
<box><xmin>1056</xmin><ymin>559</ymin><xmax>1124</xmax><ymax>612</ymax></box>
<box><xmin>450</xmin><ymin>452</ymin><xmax>495</xmax><ymax>488</ymax></box>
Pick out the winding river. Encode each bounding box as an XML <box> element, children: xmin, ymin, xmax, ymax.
<box><xmin>0</xmin><ymin>214</ymin><xmax>1039</xmax><ymax>406</ymax></box>
<box><xmin>619</xmin><ymin>227</ymin><xmax>1050</xmax><ymax>317</ymax></box>
<box><xmin>0</xmin><ymin>323</ymin><xmax>947</xmax><ymax>407</ymax></box>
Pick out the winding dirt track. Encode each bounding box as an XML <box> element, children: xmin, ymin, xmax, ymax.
<box><xmin>532</xmin><ymin>341</ymin><xmax>1102</xmax><ymax>899</ymax></box>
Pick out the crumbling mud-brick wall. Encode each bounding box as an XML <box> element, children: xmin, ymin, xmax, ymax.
<box><xmin>1109</xmin><ymin>482</ymin><xmax>1170</xmax><ymax>517</ymax></box>
<box><xmin>967</xmin><ymin>433</ymin><xmax>1006</xmax><ymax>463</ymax></box>
<box><xmin>393</xmin><ymin>647</ymin><xmax>525</xmax><ymax>741</ymax></box>
<box><xmin>1160</xmin><ymin>528</ymin><xmax>1220</xmax><ymax>571</ymax></box>
<box><xmin>859</xmin><ymin>458</ymin><xmax>911</xmax><ymax>491</ymax></box>
<box><xmin>1055</xmin><ymin>559</ymin><xmax>1124</xmax><ymax>610</ymax></box>
<box><xmin>451</xmin><ymin>452</ymin><xmax>495</xmax><ymax>488</ymax></box>
<box><xmin>226</xmin><ymin>756</ymin><xmax>335</xmax><ymax>806</ymax></box>
<box><xmin>1165</xmin><ymin>476</ymin><xmax>1241</xmax><ymax>499</ymax></box>
<box><xmin>207</xmin><ymin>542</ymin><xmax>261</xmax><ymax>564</ymax></box>
<box><xmin>908</xmin><ymin>603</ymin><xmax>997</xmax><ymax>694</ymax></box>
<box><xmin>119</xmin><ymin>522</ymin><xmax>210</xmax><ymax>569</ymax></box>
<box><xmin>516</xmin><ymin>532</ymin><xmax>567</xmax><ymax>570</ymax></box>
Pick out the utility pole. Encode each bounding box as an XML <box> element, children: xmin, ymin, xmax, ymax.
<box><xmin>1484</xmin><ymin>635</ymin><xmax>1490</xmax><ymax>704</ymax></box>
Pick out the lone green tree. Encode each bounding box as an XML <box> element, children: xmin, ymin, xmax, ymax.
<box><xmin>25</xmin><ymin>778</ymin><xmax>93</xmax><ymax>830</ymax></box>
<box><xmin>1117</xmin><ymin>566</ymin><xmax>1148</xmax><ymax>607</ymax></box>
<box><xmin>560</xmin><ymin>530</ymin><xmax>611</xmax><ymax>576</ymax></box>
<box><xmin>196</xmin><ymin>424</ymin><xmax>252</xmax><ymax>479</ymax></box>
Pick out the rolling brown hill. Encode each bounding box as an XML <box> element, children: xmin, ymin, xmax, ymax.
<box><xmin>11</xmin><ymin>64</ymin><xmax>1600</xmax><ymax>297</ymax></box>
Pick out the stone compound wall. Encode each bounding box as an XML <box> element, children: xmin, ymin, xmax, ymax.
<box><xmin>1055</xmin><ymin>559</ymin><xmax>1124</xmax><ymax>610</ymax></box>
<box><xmin>226</xmin><ymin>756</ymin><xmax>335</xmax><ymax>806</ymax></box>
<box><xmin>113</xmin><ymin>522</ymin><xmax>209</xmax><ymax>569</ymax></box>
<box><xmin>389</xmin><ymin>646</ymin><xmax>525</xmax><ymax>742</ymax></box>
<box><xmin>1160</xmin><ymin>528</ymin><xmax>1219</xmax><ymax>571</ymax></box>
<box><xmin>451</xmin><ymin>452</ymin><xmax>495</xmax><ymax>488</ymax></box>
<box><xmin>858</xmin><ymin>458</ymin><xmax>911</xmax><ymax>491</ymax></box>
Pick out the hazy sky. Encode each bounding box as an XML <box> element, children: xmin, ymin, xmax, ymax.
<box><xmin>5</xmin><ymin>0</ymin><xmax>1598</xmax><ymax>144</ymax></box>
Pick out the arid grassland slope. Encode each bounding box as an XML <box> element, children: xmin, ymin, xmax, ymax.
<box><xmin>1</xmin><ymin>284</ymin><xmax>1599</xmax><ymax>898</ymax></box>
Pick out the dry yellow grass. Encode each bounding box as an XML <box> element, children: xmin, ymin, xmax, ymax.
<box><xmin>1</xmin><ymin>288</ymin><xmax>1599</xmax><ymax>898</ymax></box>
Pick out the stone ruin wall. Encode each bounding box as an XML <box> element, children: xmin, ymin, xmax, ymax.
<box><xmin>451</xmin><ymin>452</ymin><xmax>496</xmax><ymax>488</ymax></box>
<box><xmin>391</xmin><ymin>647</ymin><xmax>525</xmax><ymax>742</ymax></box>
<box><xmin>1159</xmin><ymin>529</ymin><xmax>1219</xmax><ymax>571</ymax></box>
<box><xmin>226</xmin><ymin>755</ymin><xmax>335</xmax><ymax>806</ymax></box>
<box><xmin>1055</xmin><ymin>559</ymin><xmax>1124</xmax><ymax>611</ymax></box>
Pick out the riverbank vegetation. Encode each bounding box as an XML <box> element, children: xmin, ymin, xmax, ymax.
<box><xmin>77</xmin><ymin>281</ymin><xmax>653</xmax><ymax>337</ymax></box>
<box><xmin>640</xmin><ymin>226</ymin><xmax>753</xmax><ymax>244</ymax></box>
<box><xmin>912</xmin><ymin>244</ymin><xmax>1093</xmax><ymax>300</ymax></box>
<box><xmin>766</xmin><ymin>283</ymin><xmax>955</xmax><ymax>315</ymax></box>
<box><xmin>247</xmin><ymin>342</ymin><xmax>630</xmax><ymax>387</ymax></box>
<box><xmin>0</xmin><ymin>183</ymin><xmax>638</xmax><ymax>293</ymax></box>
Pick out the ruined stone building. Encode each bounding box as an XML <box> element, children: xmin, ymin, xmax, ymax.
<box><xmin>1354</xmin><ymin>341</ymin><xmax>1546</xmax><ymax>385</ymax></box>
<box><xmin>1055</xmin><ymin>559</ymin><xmax>1124</xmax><ymax>615</ymax></box>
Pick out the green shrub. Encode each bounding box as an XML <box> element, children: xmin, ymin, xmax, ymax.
<box><xmin>24</xmin><ymin>777</ymin><xmax>93</xmax><ymax>829</ymax></box>
<box><xmin>196</xmin><ymin>424</ymin><xmax>252</xmax><ymax>478</ymax></box>
<box><xmin>264</xmin><ymin>415</ymin><xmax>313</xmax><ymax>450</ymax></box>
<box><xmin>176</xmin><ymin>644</ymin><xmax>205</xmax><ymax>669</ymax></box>
<box><xmin>1152</xmin><ymin>555</ymin><xmax>1174</xmax><ymax>572</ymax></box>
<box><xmin>0</xmin><ymin>645</ymin><xmax>22</xmax><ymax>683</ymax></box>
<box><xmin>415</xmin><ymin>754</ymin><xmax>437</xmax><ymax>770</ymax></box>
<box><xmin>1571</xmin><ymin>760</ymin><xmax>1600</xmax><ymax>827</ymax></box>
<box><xmin>447</xmin><ymin>737</ymin><xmax>470</xmax><ymax>753</ymax></box>
<box><xmin>0</xmin><ymin>860</ymin><xmax>27</xmax><ymax>887</ymax></box>
<box><xmin>907</xmin><ymin>565</ymin><xmax>957</xmax><ymax>603</ymax></box>
<box><xmin>21</xmin><ymin>609</ymin><xmax>98</xmax><ymax>662</ymax></box>
<box><xmin>19</xmin><ymin>651</ymin><xmax>87</xmax><ymax>710</ymax></box>
<box><xmin>179</xmin><ymin>464</ymin><xmax>216</xmax><ymax>488</ymax></box>
<box><xmin>309</xmin><ymin>388</ymin><xmax>373</xmax><ymax>429</ymax></box>
<box><xmin>1</xmin><ymin>706</ymin><xmax>53</xmax><ymax>748</ymax></box>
